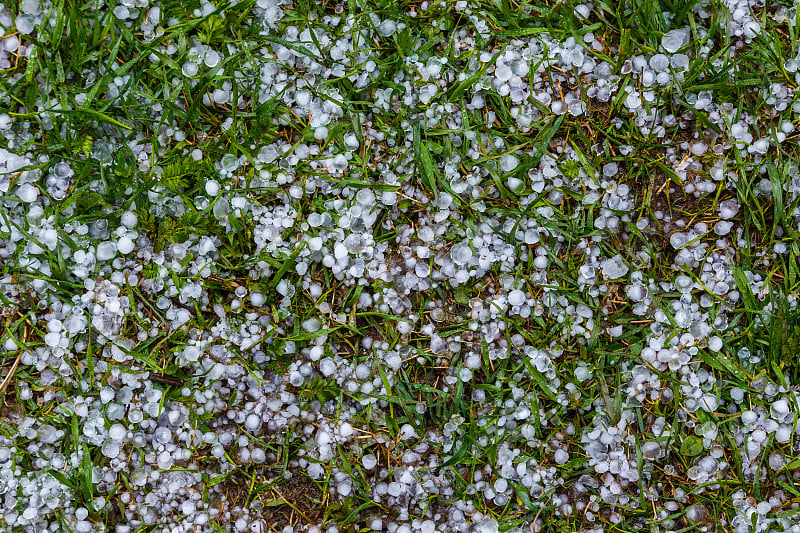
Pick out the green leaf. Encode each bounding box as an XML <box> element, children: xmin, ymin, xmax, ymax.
<box><xmin>679</xmin><ymin>435</ymin><xmax>704</xmax><ymax>457</ymax></box>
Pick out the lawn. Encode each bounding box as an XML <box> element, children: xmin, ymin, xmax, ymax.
<box><xmin>0</xmin><ymin>0</ymin><xmax>799</xmax><ymax>532</ymax></box>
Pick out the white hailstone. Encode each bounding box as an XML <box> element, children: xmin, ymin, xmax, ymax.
<box><xmin>319</xmin><ymin>358</ymin><xmax>336</xmax><ymax>377</ymax></box>
<box><xmin>713</xmin><ymin>220</ymin><xmax>733</xmax><ymax>236</ymax></box>
<box><xmin>500</xmin><ymin>154</ymin><xmax>519</xmax><ymax>173</ymax></box>
<box><xmin>17</xmin><ymin>183</ymin><xmax>38</xmax><ymax>202</ymax></box>
<box><xmin>602</xmin><ymin>162</ymin><xmax>618</xmax><ymax>177</ymax></box>
<box><xmin>450</xmin><ymin>242</ymin><xmax>473</xmax><ymax>266</ymax></box>
<box><xmin>674</xmin><ymin>275</ymin><xmax>693</xmax><ymax>293</ymax></box>
<box><xmin>250</xmin><ymin>291</ymin><xmax>265</xmax><ymax>306</ymax></box>
<box><xmin>44</xmin><ymin>332</ymin><xmax>61</xmax><ymax>347</ymax></box>
<box><xmin>769</xmin><ymin>453</ymin><xmax>785</xmax><ymax>471</ymax></box>
<box><xmin>507</xmin><ymin>176</ymin><xmax>524</xmax><ymax>192</ymax></box>
<box><xmin>204</xmin><ymin>50</ymin><xmax>220</xmax><ymax>68</ymax></box>
<box><xmin>662</xmin><ymin>28</ymin><xmax>691</xmax><ymax>53</ymax></box>
<box><xmin>316</xmin><ymin>429</ymin><xmax>332</xmax><ymax>447</ymax></box>
<box><xmin>626</xmin><ymin>283</ymin><xmax>646</xmax><ymax>302</ymax></box>
<box><xmin>205</xmin><ymin>180</ymin><xmax>220</xmax><ymax>196</ymax></box>
<box><xmin>601</xmin><ymin>255</ymin><xmax>628</xmax><ymax>279</ymax></box>
<box><xmin>117</xmin><ymin>236</ymin><xmax>135</xmax><ymax>254</ymax></box>
<box><xmin>554</xmin><ymin>449</ymin><xmax>569</xmax><ymax>465</ymax></box>
<box><xmin>741</xmin><ymin>410</ymin><xmax>758</xmax><ymax>426</ymax></box>
<box><xmin>718</xmin><ymin>199</ymin><xmax>739</xmax><ymax>219</ymax></box>
<box><xmin>362</xmin><ymin>454</ymin><xmax>377</xmax><ymax>470</ymax></box>
<box><xmin>669</xmin><ymin>232</ymin><xmax>687</xmax><ymax>249</ymax></box>
<box><xmin>674</xmin><ymin>309</ymin><xmax>691</xmax><ymax>328</ymax></box>
<box><xmin>474</xmin><ymin>517</ymin><xmax>499</xmax><ymax>533</ymax></box>
<box><xmin>302</xmin><ymin>317</ymin><xmax>321</xmax><ymax>332</ymax></box>
<box><xmin>708</xmin><ymin>336</ymin><xmax>723</xmax><ymax>352</ymax></box>
<box><xmin>534</xmin><ymin>255</ymin><xmax>548</xmax><ymax>269</ymax></box>
<box><xmin>102</xmin><ymin>442</ymin><xmax>120</xmax><ymax>459</ymax></box>
<box><xmin>771</xmin><ymin>399</ymin><xmax>790</xmax><ymax>421</ymax></box>
<box><xmin>251</xmin><ymin>448</ymin><xmax>266</xmax><ymax>463</ymax></box>
<box><xmin>109</xmin><ymin>423</ymin><xmax>126</xmax><ymax>441</ymax></box>
<box><xmin>121</xmin><ymin>211</ymin><xmax>138</xmax><ymax>228</ymax></box>
<box><xmin>182</xmin><ymin>61</ymin><xmax>199</xmax><ymax>77</ymax></box>
<box><xmin>507</xmin><ymin>289</ymin><xmax>526</xmax><ymax>307</ymax></box>
<box><xmin>776</xmin><ymin>426</ymin><xmax>792</xmax><ymax>443</ymax></box>
<box><xmin>245</xmin><ymin>414</ymin><xmax>261</xmax><ymax>432</ymax></box>
<box><xmin>641</xmin><ymin>441</ymin><xmax>662</xmax><ymax>459</ymax></box>
<box><xmin>96</xmin><ymin>241</ymin><xmax>117</xmax><ymax>261</ymax></box>
<box><xmin>100</xmin><ymin>387</ymin><xmax>115</xmax><ymax>404</ymax></box>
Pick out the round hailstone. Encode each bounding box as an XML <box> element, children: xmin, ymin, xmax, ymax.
<box><xmin>17</xmin><ymin>184</ymin><xmax>38</xmax><ymax>202</ymax></box>
<box><xmin>182</xmin><ymin>61</ymin><xmax>199</xmax><ymax>77</ymax></box>
<box><xmin>250</xmin><ymin>292</ymin><xmax>265</xmax><ymax>306</ymax></box>
<box><xmin>641</xmin><ymin>441</ymin><xmax>661</xmax><ymax>459</ymax></box>
<box><xmin>713</xmin><ymin>220</ymin><xmax>733</xmax><ymax>236</ymax></box>
<box><xmin>221</xmin><ymin>154</ymin><xmax>238</xmax><ymax>172</ymax></box>
<box><xmin>96</xmin><ymin>241</ymin><xmax>117</xmax><ymax>261</ymax></box>
<box><xmin>662</xmin><ymin>28</ymin><xmax>690</xmax><ymax>54</ymax></box>
<box><xmin>507</xmin><ymin>176</ymin><xmax>524</xmax><ymax>192</ymax></box>
<box><xmin>204</xmin><ymin>50</ymin><xmax>220</xmax><ymax>68</ymax></box>
<box><xmin>669</xmin><ymin>232</ymin><xmax>687</xmax><ymax>249</ymax></box>
<box><xmin>602</xmin><ymin>162</ymin><xmax>618</xmax><ymax>177</ymax></box>
<box><xmin>534</xmin><ymin>255</ymin><xmax>548</xmax><ymax>269</ymax></box>
<box><xmin>674</xmin><ymin>275</ymin><xmax>693</xmax><ymax>293</ymax></box>
<box><xmin>117</xmin><ymin>236</ymin><xmax>135</xmax><ymax>254</ymax></box>
<box><xmin>741</xmin><ymin>410</ymin><xmax>758</xmax><ymax>426</ymax></box>
<box><xmin>718</xmin><ymin>199</ymin><xmax>739</xmax><ymax>219</ymax></box>
<box><xmin>601</xmin><ymin>255</ymin><xmax>629</xmax><ymax>279</ymax></box>
<box><xmin>121</xmin><ymin>211</ymin><xmax>138</xmax><ymax>228</ymax></box>
<box><xmin>500</xmin><ymin>154</ymin><xmax>519</xmax><ymax>173</ymax></box>
<box><xmin>101</xmin><ymin>442</ymin><xmax>120</xmax><ymax>459</ymax></box>
<box><xmin>44</xmin><ymin>332</ymin><xmax>61</xmax><ymax>347</ymax></box>
<box><xmin>450</xmin><ymin>242</ymin><xmax>473</xmax><ymax>266</ymax></box>
<box><xmin>507</xmin><ymin>289</ymin><xmax>526</xmax><ymax>307</ymax></box>
<box><xmin>108</xmin><ymin>423</ymin><xmax>126</xmax><ymax>440</ymax></box>
<box><xmin>361</xmin><ymin>453</ymin><xmax>377</xmax><ymax>470</ymax></box>
<box><xmin>708</xmin><ymin>336</ymin><xmax>723</xmax><ymax>352</ymax></box>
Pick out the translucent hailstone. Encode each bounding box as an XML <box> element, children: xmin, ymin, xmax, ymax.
<box><xmin>708</xmin><ymin>336</ymin><xmax>723</xmax><ymax>352</ymax></box>
<box><xmin>674</xmin><ymin>275</ymin><xmax>693</xmax><ymax>293</ymax></box>
<box><xmin>121</xmin><ymin>211</ymin><xmax>138</xmax><ymax>228</ymax></box>
<box><xmin>771</xmin><ymin>399</ymin><xmax>790</xmax><ymax>421</ymax></box>
<box><xmin>204</xmin><ymin>50</ymin><xmax>220</xmax><ymax>68</ymax></box>
<box><xmin>533</xmin><ymin>255</ymin><xmax>548</xmax><ymax>269</ymax></box>
<box><xmin>669</xmin><ymin>232</ymin><xmax>687</xmax><ymax>249</ymax></box>
<box><xmin>601</xmin><ymin>255</ymin><xmax>628</xmax><ymax>279</ymax></box>
<box><xmin>508</xmin><ymin>289</ymin><xmax>526</xmax><ymax>306</ymax></box>
<box><xmin>602</xmin><ymin>162</ymin><xmax>618</xmax><ymax>177</ymax></box>
<box><xmin>718</xmin><ymin>199</ymin><xmax>739</xmax><ymax>219</ymax></box>
<box><xmin>662</xmin><ymin>28</ymin><xmax>691</xmax><ymax>54</ymax></box>
<box><xmin>741</xmin><ymin>410</ymin><xmax>758</xmax><ymax>426</ymax></box>
<box><xmin>362</xmin><ymin>453</ymin><xmax>377</xmax><ymax>470</ymax></box>
<box><xmin>221</xmin><ymin>154</ymin><xmax>239</xmax><ymax>172</ymax></box>
<box><xmin>685</xmin><ymin>504</ymin><xmax>710</xmax><ymax>524</ymax></box>
<box><xmin>474</xmin><ymin>517</ymin><xmax>499</xmax><ymax>533</ymax></box>
<box><xmin>204</xmin><ymin>179</ymin><xmax>219</xmax><ymax>196</ymax></box>
<box><xmin>97</xmin><ymin>241</ymin><xmax>117</xmax><ymax>261</ymax></box>
<box><xmin>17</xmin><ymin>183</ymin><xmax>38</xmax><ymax>202</ymax></box>
<box><xmin>450</xmin><ymin>242</ymin><xmax>473</xmax><ymax>266</ymax></box>
<box><xmin>674</xmin><ymin>309</ymin><xmax>692</xmax><ymax>328</ymax></box>
<box><xmin>44</xmin><ymin>332</ymin><xmax>61</xmax><ymax>347</ymax></box>
<box><xmin>500</xmin><ymin>154</ymin><xmax>519</xmax><ymax>173</ymax></box>
<box><xmin>713</xmin><ymin>220</ymin><xmax>733</xmax><ymax>236</ymax></box>
<box><xmin>641</xmin><ymin>441</ymin><xmax>662</xmax><ymax>459</ymax></box>
<box><xmin>182</xmin><ymin>61</ymin><xmax>199</xmax><ymax>77</ymax></box>
<box><xmin>101</xmin><ymin>442</ymin><xmax>120</xmax><ymax>459</ymax></box>
<box><xmin>626</xmin><ymin>283</ymin><xmax>646</xmax><ymax>302</ymax></box>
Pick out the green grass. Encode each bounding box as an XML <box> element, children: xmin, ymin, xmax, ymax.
<box><xmin>3</xmin><ymin>0</ymin><xmax>800</xmax><ymax>531</ymax></box>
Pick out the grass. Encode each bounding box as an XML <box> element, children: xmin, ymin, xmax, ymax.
<box><xmin>3</xmin><ymin>0</ymin><xmax>800</xmax><ymax>531</ymax></box>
